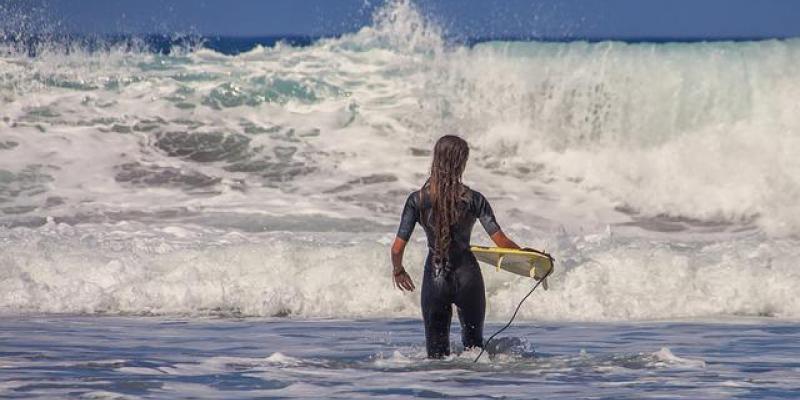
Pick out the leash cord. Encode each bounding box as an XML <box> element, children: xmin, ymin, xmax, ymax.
<box><xmin>473</xmin><ymin>263</ymin><xmax>554</xmax><ymax>363</ymax></box>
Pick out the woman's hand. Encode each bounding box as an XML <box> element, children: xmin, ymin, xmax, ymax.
<box><xmin>390</xmin><ymin>237</ymin><xmax>414</xmax><ymax>291</ymax></box>
<box><xmin>393</xmin><ymin>267</ymin><xmax>415</xmax><ymax>292</ymax></box>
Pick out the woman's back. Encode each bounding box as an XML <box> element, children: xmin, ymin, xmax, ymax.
<box><xmin>396</xmin><ymin>185</ymin><xmax>501</xmax><ymax>258</ymax></box>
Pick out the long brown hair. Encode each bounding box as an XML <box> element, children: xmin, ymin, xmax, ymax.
<box><xmin>422</xmin><ymin>135</ymin><xmax>470</xmax><ymax>267</ymax></box>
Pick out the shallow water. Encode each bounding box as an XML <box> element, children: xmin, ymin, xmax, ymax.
<box><xmin>1</xmin><ymin>316</ymin><xmax>799</xmax><ymax>399</ymax></box>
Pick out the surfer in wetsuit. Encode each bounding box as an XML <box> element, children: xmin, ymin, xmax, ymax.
<box><xmin>390</xmin><ymin>135</ymin><xmax>521</xmax><ymax>358</ymax></box>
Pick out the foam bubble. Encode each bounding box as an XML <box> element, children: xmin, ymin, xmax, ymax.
<box><xmin>264</xmin><ymin>352</ymin><xmax>303</xmax><ymax>366</ymax></box>
<box><xmin>651</xmin><ymin>347</ymin><xmax>706</xmax><ymax>368</ymax></box>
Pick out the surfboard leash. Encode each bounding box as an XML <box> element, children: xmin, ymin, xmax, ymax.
<box><xmin>473</xmin><ymin>256</ymin><xmax>555</xmax><ymax>363</ymax></box>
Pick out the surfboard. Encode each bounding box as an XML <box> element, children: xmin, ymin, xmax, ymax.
<box><xmin>470</xmin><ymin>246</ymin><xmax>554</xmax><ymax>289</ymax></box>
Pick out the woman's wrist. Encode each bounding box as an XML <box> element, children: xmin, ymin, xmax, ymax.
<box><xmin>393</xmin><ymin>266</ymin><xmax>406</xmax><ymax>276</ymax></box>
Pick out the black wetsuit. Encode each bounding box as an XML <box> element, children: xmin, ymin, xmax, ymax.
<box><xmin>396</xmin><ymin>186</ymin><xmax>501</xmax><ymax>358</ymax></box>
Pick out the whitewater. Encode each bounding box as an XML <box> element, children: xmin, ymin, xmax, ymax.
<box><xmin>3</xmin><ymin>4</ymin><xmax>800</xmax><ymax>320</ymax></box>
<box><xmin>2</xmin><ymin>1</ymin><xmax>800</xmax><ymax>398</ymax></box>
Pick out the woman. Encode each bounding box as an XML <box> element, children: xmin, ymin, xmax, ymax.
<box><xmin>390</xmin><ymin>135</ymin><xmax>521</xmax><ymax>358</ymax></box>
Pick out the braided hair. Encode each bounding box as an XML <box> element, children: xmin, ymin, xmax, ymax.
<box><xmin>422</xmin><ymin>135</ymin><xmax>470</xmax><ymax>270</ymax></box>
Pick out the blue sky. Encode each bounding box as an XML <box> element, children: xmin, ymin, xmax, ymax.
<box><xmin>6</xmin><ymin>0</ymin><xmax>800</xmax><ymax>41</ymax></box>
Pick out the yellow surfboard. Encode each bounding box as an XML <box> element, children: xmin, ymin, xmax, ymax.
<box><xmin>470</xmin><ymin>245</ymin><xmax>554</xmax><ymax>290</ymax></box>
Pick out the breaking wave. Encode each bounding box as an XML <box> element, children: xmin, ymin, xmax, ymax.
<box><xmin>1</xmin><ymin>221</ymin><xmax>797</xmax><ymax>320</ymax></box>
<box><xmin>2</xmin><ymin>0</ymin><xmax>800</xmax><ymax>320</ymax></box>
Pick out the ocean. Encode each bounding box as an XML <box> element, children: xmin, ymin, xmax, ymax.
<box><xmin>2</xmin><ymin>1</ymin><xmax>800</xmax><ymax>398</ymax></box>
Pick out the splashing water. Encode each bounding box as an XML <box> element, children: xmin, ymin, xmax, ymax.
<box><xmin>1</xmin><ymin>0</ymin><xmax>800</xmax><ymax>321</ymax></box>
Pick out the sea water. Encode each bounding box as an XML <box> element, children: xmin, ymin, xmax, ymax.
<box><xmin>2</xmin><ymin>316</ymin><xmax>799</xmax><ymax>399</ymax></box>
<box><xmin>2</xmin><ymin>1</ymin><xmax>800</xmax><ymax>398</ymax></box>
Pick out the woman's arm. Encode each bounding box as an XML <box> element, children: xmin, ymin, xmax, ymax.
<box><xmin>475</xmin><ymin>191</ymin><xmax>519</xmax><ymax>249</ymax></box>
<box><xmin>490</xmin><ymin>230</ymin><xmax>521</xmax><ymax>249</ymax></box>
<box><xmin>390</xmin><ymin>237</ymin><xmax>415</xmax><ymax>291</ymax></box>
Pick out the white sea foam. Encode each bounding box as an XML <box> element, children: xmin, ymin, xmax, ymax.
<box><xmin>1</xmin><ymin>1</ymin><xmax>800</xmax><ymax>320</ymax></box>
<box><xmin>1</xmin><ymin>1</ymin><xmax>799</xmax><ymax>234</ymax></box>
<box><xmin>264</xmin><ymin>353</ymin><xmax>303</xmax><ymax>366</ymax></box>
<box><xmin>651</xmin><ymin>347</ymin><xmax>706</xmax><ymax>368</ymax></box>
<box><xmin>1</xmin><ymin>221</ymin><xmax>798</xmax><ymax>321</ymax></box>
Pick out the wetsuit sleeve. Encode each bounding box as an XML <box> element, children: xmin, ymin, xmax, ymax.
<box><xmin>396</xmin><ymin>192</ymin><xmax>418</xmax><ymax>241</ymax></box>
<box><xmin>475</xmin><ymin>191</ymin><xmax>501</xmax><ymax>236</ymax></box>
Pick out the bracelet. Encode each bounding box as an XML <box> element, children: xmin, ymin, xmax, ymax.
<box><xmin>393</xmin><ymin>268</ymin><xmax>406</xmax><ymax>277</ymax></box>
